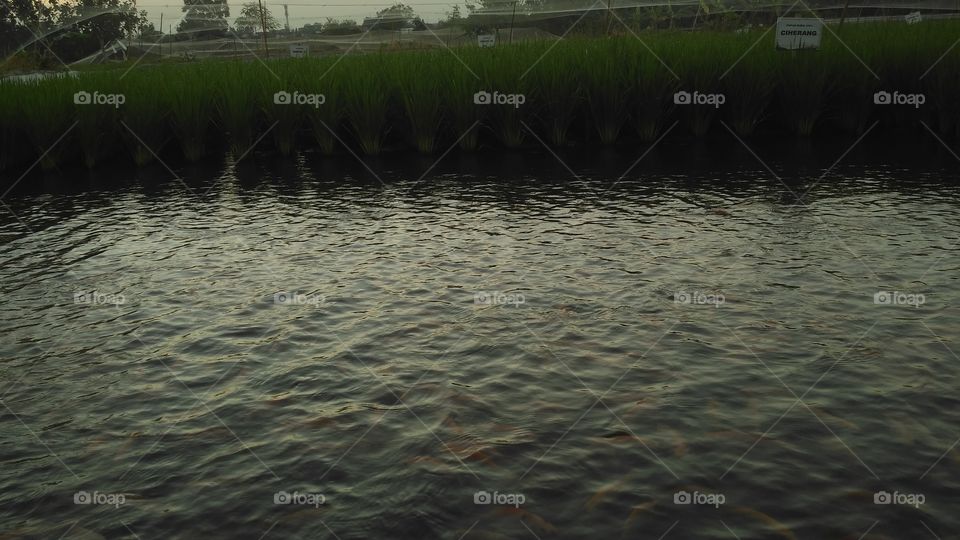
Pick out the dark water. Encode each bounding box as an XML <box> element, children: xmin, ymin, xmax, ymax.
<box><xmin>2</xmin><ymin>140</ymin><xmax>960</xmax><ymax>539</ymax></box>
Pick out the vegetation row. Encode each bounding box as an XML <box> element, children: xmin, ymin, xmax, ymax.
<box><xmin>1</xmin><ymin>21</ymin><xmax>959</xmax><ymax>173</ymax></box>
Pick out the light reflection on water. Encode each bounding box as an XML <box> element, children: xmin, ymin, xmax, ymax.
<box><xmin>1</xmin><ymin>144</ymin><xmax>959</xmax><ymax>539</ymax></box>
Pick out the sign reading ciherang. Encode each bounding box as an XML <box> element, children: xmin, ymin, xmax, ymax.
<box><xmin>775</xmin><ymin>18</ymin><xmax>823</xmax><ymax>50</ymax></box>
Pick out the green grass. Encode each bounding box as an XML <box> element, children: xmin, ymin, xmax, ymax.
<box><xmin>165</xmin><ymin>65</ymin><xmax>214</xmax><ymax>161</ymax></box>
<box><xmin>15</xmin><ymin>77</ymin><xmax>77</xmax><ymax>171</ymax></box>
<box><xmin>213</xmin><ymin>61</ymin><xmax>262</xmax><ymax>159</ymax></box>
<box><xmin>118</xmin><ymin>71</ymin><xmax>170</xmax><ymax>166</ymax></box>
<box><xmin>340</xmin><ymin>56</ymin><xmax>391</xmax><ymax>156</ymax></box>
<box><xmin>2</xmin><ymin>19</ymin><xmax>959</xmax><ymax>171</ymax></box>
<box><xmin>392</xmin><ymin>51</ymin><xmax>446</xmax><ymax>154</ymax></box>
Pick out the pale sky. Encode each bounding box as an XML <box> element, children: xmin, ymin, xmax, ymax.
<box><xmin>135</xmin><ymin>0</ymin><xmax>469</xmax><ymax>31</ymax></box>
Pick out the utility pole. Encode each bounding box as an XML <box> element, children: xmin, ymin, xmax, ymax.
<box><xmin>509</xmin><ymin>1</ymin><xmax>517</xmax><ymax>44</ymax></box>
<box><xmin>159</xmin><ymin>12</ymin><xmax>163</xmax><ymax>57</ymax></box>
<box><xmin>258</xmin><ymin>0</ymin><xmax>269</xmax><ymax>57</ymax></box>
<box><xmin>283</xmin><ymin>4</ymin><xmax>290</xmax><ymax>32</ymax></box>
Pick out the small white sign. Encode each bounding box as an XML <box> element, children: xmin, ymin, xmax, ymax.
<box><xmin>905</xmin><ymin>11</ymin><xmax>922</xmax><ymax>24</ymax></box>
<box><xmin>775</xmin><ymin>18</ymin><xmax>822</xmax><ymax>50</ymax></box>
<box><xmin>478</xmin><ymin>34</ymin><xmax>496</xmax><ymax>48</ymax></box>
<box><xmin>289</xmin><ymin>44</ymin><xmax>308</xmax><ymax>58</ymax></box>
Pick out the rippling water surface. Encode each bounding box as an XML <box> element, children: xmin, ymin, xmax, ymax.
<box><xmin>2</xmin><ymin>144</ymin><xmax>960</xmax><ymax>539</ymax></box>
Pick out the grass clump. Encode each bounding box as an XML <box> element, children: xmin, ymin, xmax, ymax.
<box><xmin>165</xmin><ymin>65</ymin><xmax>214</xmax><ymax>162</ymax></box>
<box><xmin>214</xmin><ymin>62</ymin><xmax>262</xmax><ymax>159</ymax></box>
<box><xmin>340</xmin><ymin>56</ymin><xmax>391</xmax><ymax>155</ymax></box>
<box><xmin>17</xmin><ymin>78</ymin><xmax>77</xmax><ymax>171</ymax></box>
<box><xmin>631</xmin><ymin>49</ymin><xmax>679</xmax><ymax>143</ymax></box>
<box><xmin>392</xmin><ymin>51</ymin><xmax>446</xmax><ymax>154</ymax></box>
<box><xmin>527</xmin><ymin>43</ymin><xmax>582</xmax><ymax>146</ymax></box>
<box><xmin>118</xmin><ymin>72</ymin><xmax>169</xmax><ymax>166</ymax></box>
<box><xmin>582</xmin><ymin>38</ymin><xmax>632</xmax><ymax>144</ymax></box>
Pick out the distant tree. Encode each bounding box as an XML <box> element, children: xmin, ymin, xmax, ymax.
<box><xmin>437</xmin><ymin>4</ymin><xmax>462</xmax><ymax>27</ymax></box>
<box><xmin>1</xmin><ymin>0</ymin><xmax>57</xmax><ymax>57</ymax></box>
<box><xmin>177</xmin><ymin>0</ymin><xmax>229</xmax><ymax>38</ymax></box>
<box><xmin>320</xmin><ymin>17</ymin><xmax>360</xmax><ymax>35</ymax></box>
<box><xmin>376</xmin><ymin>3</ymin><xmax>416</xmax><ymax>19</ymax></box>
<box><xmin>139</xmin><ymin>21</ymin><xmax>163</xmax><ymax>40</ymax></box>
<box><xmin>234</xmin><ymin>1</ymin><xmax>279</xmax><ymax>34</ymax></box>
<box><xmin>301</xmin><ymin>21</ymin><xmax>323</xmax><ymax>33</ymax></box>
<box><xmin>55</xmin><ymin>0</ymin><xmax>146</xmax><ymax>49</ymax></box>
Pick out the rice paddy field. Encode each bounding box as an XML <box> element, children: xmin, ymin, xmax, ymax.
<box><xmin>1</xmin><ymin>20</ymin><xmax>959</xmax><ymax>173</ymax></box>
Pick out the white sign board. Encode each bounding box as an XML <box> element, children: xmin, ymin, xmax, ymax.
<box><xmin>477</xmin><ymin>34</ymin><xmax>496</xmax><ymax>48</ymax></box>
<box><xmin>289</xmin><ymin>44</ymin><xmax>308</xmax><ymax>58</ymax></box>
<box><xmin>775</xmin><ymin>18</ymin><xmax>822</xmax><ymax>50</ymax></box>
<box><xmin>905</xmin><ymin>11</ymin><xmax>922</xmax><ymax>24</ymax></box>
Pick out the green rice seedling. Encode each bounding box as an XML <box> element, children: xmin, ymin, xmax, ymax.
<box><xmin>631</xmin><ymin>41</ymin><xmax>680</xmax><ymax>142</ymax></box>
<box><xmin>476</xmin><ymin>46</ymin><xmax>529</xmax><ymax>149</ymax></box>
<box><xmin>582</xmin><ymin>38</ymin><xmax>632</xmax><ymax>144</ymax></box>
<box><xmin>340</xmin><ymin>55</ymin><xmax>391</xmax><ymax>155</ymax></box>
<box><xmin>527</xmin><ymin>42</ymin><xmax>581</xmax><ymax>146</ymax></box>
<box><xmin>16</xmin><ymin>77</ymin><xmax>78</xmax><ymax>171</ymax></box>
<box><xmin>0</xmin><ymin>81</ymin><xmax>29</xmax><ymax>172</ymax></box>
<box><xmin>443</xmin><ymin>51</ymin><xmax>484</xmax><ymax>151</ymax></box>
<box><xmin>119</xmin><ymin>71</ymin><xmax>170</xmax><ymax>166</ymax></box>
<box><xmin>776</xmin><ymin>50</ymin><xmax>831</xmax><ymax>136</ymax></box>
<box><xmin>720</xmin><ymin>33</ymin><xmax>775</xmax><ymax>137</ymax></box>
<box><xmin>392</xmin><ymin>51</ymin><xmax>445</xmax><ymax>154</ymax></box>
<box><xmin>923</xmin><ymin>51</ymin><xmax>960</xmax><ymax>140</ymax></box>
<box><xmin>673</xmin><ymin>36</ymin><xmax>727</xmax><ymax>137</ymax></box>
<box><xmin>166</xmin><ymin>65</ymin><xmax>214</xmax><ymax>162</ymax></box>
<box><xmin>300</xmin><ymin>58</ymin><xmax>342</xmax><ymax>156</ymax></box>
<box><xmin>266</xmin><ymin>59</ymin><xmax>309</xmax><ymax>157</ymax></box>
<box><xmin>214</xmin><ymin>61</ymin><xmax>261</xmax><ymax>159</ymax></box>
<box><xmin>74</xmin><ymin>72</ymin><xmax>121</xmax><ymax>169</ymax></box>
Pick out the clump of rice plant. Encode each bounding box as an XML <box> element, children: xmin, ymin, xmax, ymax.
<box><xmin>340</xmin><ymin>55</ymin><xmax>391</xmax><ymax>155</ymax></box>
<box><xmin>392</xmin><ymin>51</ymin><xmax>445</xmax><ymax>153</ymax></box>
<box><xmin>119</xmin><ymin>72</ymin><xmax>170</xmax><ymax>166</ymax></box>
<box><xmin>720</xmin><ymin>35</ymin><xmax>775</xmax><ymax>137</ymax></box>
<box><xmin>777</xmin><ymin>51</ymin><xmax>831</xmax><ymax>136</ymax></box>
<box><xmin>16</xmin><ymin>77</ymin><xmax>78</xmax><ymax>171</ymax></box>
<box><xmin>214</xmin><ymin>62</ymin><xmax>262</xmax><ymax>158</ymax></box>
<box><xmin>266</xmin><ymin>59</ymin><xmax>309</xmax><ymax>157</ymax></box>
<box><xmin>582</xmin><ymin>38</ymin><xmax>632</xmax><ymax>144</ymax></box>
<box><xmin>476</xmin><ymin>46</ymin><xmax>529</xmax><ymax>148</ymax></box>
<box><xmin>674</xmin><ymin>38</ymin><xmax>726</xmax><ymax>137</ymax></box>
<box><xmin>443</xmin><ymin>55</ymin><xmax>483</xmax><ymax>151</ymax></box>
<box><xmin>0</xmin><ymin>81</ymin><xmax>29</xmax><ymax>172</ymax></box>
<box><xmin>631</xmin><ymin>44</ymin><xmax>679</xmax><ymax>142</ymax></box>
<box><xmin>166</xmin><ymin>65</ymin><xmax>213</xmax><ymax>162</ymax></box>
<box><xmin>527</xmin><ymin>42</ymin><xmax>581</xmax><ymax>146</ymax></box>
<box><xmin>74</xmin><ymin>72</ymin><xmax>120</xmax><ymax>168</ymax></box>
<box><xmin>923</xmin><ymin>51</ymin><xmax>960</xmax><ymax>140</ymax></box>
<box><xmin>300</xmin><ymin>58</ymin><xmax>342</xmax><ymax>156</ymax></box>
